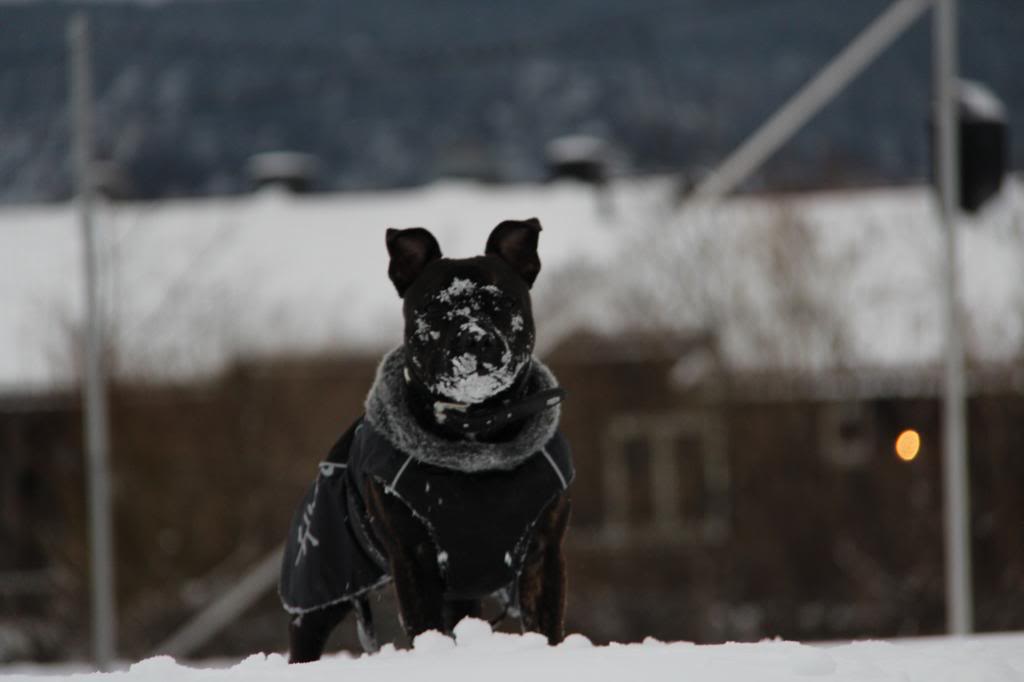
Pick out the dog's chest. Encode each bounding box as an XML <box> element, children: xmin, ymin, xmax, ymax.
<box><xmin>352</xmin><ymin>423</ymin><xmax>572</xmax><ymax>599</ymax></box>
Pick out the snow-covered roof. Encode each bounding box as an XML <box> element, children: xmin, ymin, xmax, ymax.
<box><xmin>0</xmin><ymin>179</ymin><xmax>652</xmax><ymax>393</ymax></box>
<box><xmin>959</xmin><ymin>80</ymin><xmax>1008</xmax><ymax>122</ymax></box>
<box><xmin>1</xmin><ymin>176</ymin><xmax>1022</xmax><ymax>395</ymax></box>
<box><xmin>608</xmin><ymin>179</ymin><xmax>1024</xmax><ymax>375</ymax></box>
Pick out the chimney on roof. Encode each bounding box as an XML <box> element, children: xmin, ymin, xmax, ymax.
<box><xmin>544</xmin><ymin>135</ymin><xmax>609</xmax><ymax>185</ymax></box>
<box><xmin>930</xmin><ymin>80</ymin><xmax>1008</xmax><ymax>213</ymax></box>
<box><xmin>246</xmin><ymin>151</ymin><xmax>321</xmax><ymax>194</ymax></box>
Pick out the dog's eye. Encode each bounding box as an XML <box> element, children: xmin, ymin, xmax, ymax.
<box><xmin>483</xmin><ymin>295</ymin><xmax>512</xmax><ymax>311</ymax></box>
<box><xmin>421</xmin><ymin>301</ymin><xmax>447</xmax><ymax>316</ymax></box>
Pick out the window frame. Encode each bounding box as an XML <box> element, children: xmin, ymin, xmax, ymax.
<box><xmin>601</xmin><ymin>410</ymin><xmax>729</xmax><ymax>546</ymax></box>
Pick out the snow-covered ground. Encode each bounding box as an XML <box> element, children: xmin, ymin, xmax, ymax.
<box><xmin>3</xmin><ymin>620</ymin><xmax>1023</xmax><ymax>681</ymax></box>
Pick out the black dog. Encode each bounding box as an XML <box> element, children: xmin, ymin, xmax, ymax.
<box><xmin>279</xmin><ymin>219</ymin><xmax>573</xmax><ymax>662</ymax></box>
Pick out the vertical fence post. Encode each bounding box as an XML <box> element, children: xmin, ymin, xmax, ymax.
<box><xmin>933</xmin><ymin>0</ymin><xmax>973</xmax><ymax>635</ymax></box>
<box><xmin>68</xmin><ymin>12</ymin><xmax>117</xmax><ymax>669</ymax></box>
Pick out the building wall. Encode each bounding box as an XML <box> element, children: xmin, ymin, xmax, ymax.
<box><xmin>5</xmin><ymin>355</ymin><xmax>1024</xmax><ymax>658</ymax></box>
<box><xmin>0</xmin><ymin>401</ymin><xmax>82</xmax><ymax>661</ymax></box>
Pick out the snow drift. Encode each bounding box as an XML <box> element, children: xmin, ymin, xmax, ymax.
<box><xmin>4</xmin><ymin>619</ymin><xmax>1023</xmax><ymax>681</ymax></box>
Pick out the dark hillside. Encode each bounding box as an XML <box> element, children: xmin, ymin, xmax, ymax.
<box><xmin>0</xmin><ymin>0</ymin><xmax>1020</xmax><ymax>201</ymax></box>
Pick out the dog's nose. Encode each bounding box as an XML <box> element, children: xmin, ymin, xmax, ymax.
<box><xmin>453</xmin><ymin>330</ymin><xmax>504</xmax><ymax>367</ymax></box>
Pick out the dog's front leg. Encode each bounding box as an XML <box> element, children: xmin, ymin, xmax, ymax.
<box><xmin>365</xmin><ymin>478</ymin><xmax>446</xmax><ymax>638</ymax></box>
<box><xmin>443</xmin><ymin>599</ymin><xmax>482</xmax><ymax>631</ymax></box>
<box><xmin>288</xmin><ymin>601</ymin><xmax>353</xmax><ymax>663</ymax></box>
<box><xmin>518</xmin><ymin>493</ymin><xmax>571</xmax><ymax>644</ymax></box>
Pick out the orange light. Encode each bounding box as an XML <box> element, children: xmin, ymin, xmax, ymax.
<box><xmin>895</xmin><ymin>429</ymin><xmax>921</xmax><ymax>461</ymax></box>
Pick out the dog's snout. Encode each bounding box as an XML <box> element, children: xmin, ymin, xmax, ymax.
<box><xmin>454</xmin><ymin>329</ymin><xmax>504</xmax><ymax>366</ymax></box>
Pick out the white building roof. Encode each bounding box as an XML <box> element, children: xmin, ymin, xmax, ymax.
<box><xmin>1</xmin><ymin>176</ymin><xmax>1021</xmax><ymax>394</ymax></box>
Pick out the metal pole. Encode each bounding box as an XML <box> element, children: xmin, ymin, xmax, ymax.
<box><xmin>68</xmin><ymin>13</ymin><xmax>118</xmax><ymax>668</ymax></box>
<box><xmin>152</xmin><ymin>547</ymin><xmax>284</xmax><ymax>659</ymax></box>
<box><xmin>692</xmin><ymin>0</ymin><xmax>933</xmax><ymax>201</ymax></box>
<box><xmin>933</xmin><ymin>0</ymin><xmax>972</xmax><ymax>635</ymax></box>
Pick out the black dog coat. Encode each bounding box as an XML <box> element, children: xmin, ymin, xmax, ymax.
<box><xmin>279</xmin><ymin>348</ymin><xmax>573</xmax><ymax>615</ymax></box>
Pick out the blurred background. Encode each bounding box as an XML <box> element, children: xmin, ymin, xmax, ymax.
<box><xmin>1</xmin><ymin>0</ymin><xmax>1022</xmax><ymax>668</ymax></box>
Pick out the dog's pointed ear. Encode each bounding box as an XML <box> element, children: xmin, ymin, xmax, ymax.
<box><xmin>387</xmin><ymin>227</ymin><xmax>442</xmax><ymax>297</ymax></box>
<box><xmin>485</xmin><ymin>218</ymin><xmax>542</xmax><ymax>287</ymax></box>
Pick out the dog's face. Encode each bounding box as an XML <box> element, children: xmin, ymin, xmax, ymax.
<box><xmin>386</xmin><ymin>219</ymin><xmax>542</xmax><ymax>405</ymax></box>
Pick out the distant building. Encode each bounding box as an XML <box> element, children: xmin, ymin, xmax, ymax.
<box><xmin>1</xmin><ymin>177</ymin><xmax>1022</xmax><ymax>658</ymax></box>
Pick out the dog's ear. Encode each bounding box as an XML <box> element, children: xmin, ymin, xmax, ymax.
<box><xmin>485</xmin><ymin>218</ymin><xmax>542</xmax><ymax>287</ymax></box>
<box><xmin>386</xmin><ymin>227</ymin><xmax>442</xmax><ymax>297</ymax></box>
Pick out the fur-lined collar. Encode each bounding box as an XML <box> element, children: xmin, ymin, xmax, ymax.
<box><xmin>364</xmin><ymin>346</ymin><xmax>561</xmax><ymax>473</ymax></box>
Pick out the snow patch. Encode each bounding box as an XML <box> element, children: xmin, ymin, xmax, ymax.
<box><xmin>126</xmin><ymin>656</ymin><xmax>178</xmax><ymax>674</ymax></box>
<box><xmin>559</xmin><ymin>633</ymin><xmax>594</xmax><ymax>649</ymax></box>
<box><xmin>411</xmin><ymin>630</ymin><xmax>455</xmax><ymax>653</ymax></box>
<box><xmin>234</xmin><ymin>652</ymin><xmax>287</xmax><ymax>670</ymax></box>
<box><xmin>376</xmin><ymin>642</ymin><xmax>399</xmax><ymax>658</ymax></box>
<box><xmin>5</xmin><ymin>632</ymin><xmax>1024</xmax><ymax>680</ymax></box>
<box><xmin>451</xmin><ymin>352</ymin><xmax>478</xmax><ymax>376</ymax></box>
<box><xmin>437</xmin><ymin>278</ymin><xmax>478</xmax><ymax>303</ymax></box>
<box><xmin>414</xmin><ymin>316</ymin><xmax>438</xmax><ymax>342</ymax></box>
<box><xmin>459</xmin><ymin>320</ymin><xmax>489</xmax><ymax>339</ymax></box>
<box><xmin>452</xmin><ymin>617</ymin><xmax>492</xmax><ymax>646</ymax></box>
<box><xmin>432</xmin><ymin>347</ymin><xmax>525</xmax><ymax>405</ymax></box>
<box><xmin>785</xmin><ymin>644</ymin><xmax>837</xmax><ymax>675</ymax></box>
<box><xmin>432</xmin><ymin>358</ymin><xmax>524</xmax><ymax>404</ymax></box>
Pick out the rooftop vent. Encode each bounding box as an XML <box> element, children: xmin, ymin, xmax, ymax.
<box><xmin>545</xmin><ymin>135</ymin><xmax>609</xmax><ymax>185</ymax></box>
<box><xmin>930</xmin><ymin>80</ymin><xmax>1008</xmax><ymax>213</ymax></box>
<box><xmin>246</xmin><ymin>152</ymin><xmax>320</xmax><ymax>193</ymax></box>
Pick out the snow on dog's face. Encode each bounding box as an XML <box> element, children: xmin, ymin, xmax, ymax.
<box><xmin>407</xmin><ymin>274</ymin><xmax>533</xmax><ymax>403</ymax></box>
<box><xmin>386</xmin><ymin>220</ymin><xmax>542</xmax><ymax>404</ymax></box>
